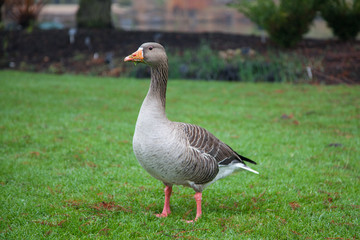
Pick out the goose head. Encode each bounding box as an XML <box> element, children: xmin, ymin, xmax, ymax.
<box><xmin>124</xmin><ymin>42</ymin><xmax>167</xmax><ymax>67</ymax></box>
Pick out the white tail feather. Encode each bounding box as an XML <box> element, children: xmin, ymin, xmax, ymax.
<box><xmin>238</xmin><ymin>165</ymin><xmax>259</xmax><ymax>174</ymax></box>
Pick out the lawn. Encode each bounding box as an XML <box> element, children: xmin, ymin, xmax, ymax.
<box><xmin>0</xmin><ymin>70</ymin><xmax>359</xmax><ymax>239</ymax></box>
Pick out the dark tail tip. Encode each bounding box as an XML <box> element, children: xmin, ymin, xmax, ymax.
<box><xmin>239</xmin><ymin>154</ymin><xmax>257</xmax><ymax>165</ymax></box>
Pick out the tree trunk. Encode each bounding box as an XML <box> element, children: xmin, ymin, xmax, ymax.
<box><xmin>76</xmin><ymin>0</ymin><xmax>113</xmax><ymax>29</ymax></box>
<box><xmin>0</xmin><ymin>0</ymin><xmax>4</xmax><ymax>23</ymax></box>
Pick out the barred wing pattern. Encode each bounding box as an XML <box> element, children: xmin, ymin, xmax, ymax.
<box><xmin>179</xmin><ymin>123</ymin><xmax>256</xmax><ymax>185</ymax></box>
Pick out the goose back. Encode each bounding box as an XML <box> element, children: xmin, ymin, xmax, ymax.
<box><xmin>176</xmin><ymin>123</ymin><xmax>256</xmax><ymax>186</ymax></box>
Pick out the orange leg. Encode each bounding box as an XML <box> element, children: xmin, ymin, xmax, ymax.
<box><xmin>194</xmin><ymin>192</ymin><xmax>202</xmax><ymax>221</ymax></box>
<box><xmin>156</xmin><ymin>186</ymin><xmax>172</xmax><ymax>218</ymax></box>
<box><xmin>187</xmin><ymin>192</ymin><xmax>202</xmax><ymax>222</ymax></box>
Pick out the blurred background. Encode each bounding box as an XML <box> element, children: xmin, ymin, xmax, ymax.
<box><xmin>1</xmin><ymin>0</ymin><xmax>359</xmax><ymax>83</ymax></box>
<box><xmin>1</xmin><ymin>0</ymin><xmax>334</xmax><ymax>38</ymax></box>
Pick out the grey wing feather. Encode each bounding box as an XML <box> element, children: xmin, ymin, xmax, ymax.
<box><xmin>183</xmin><ymin>123</ymin><xmax>255</xmax><ymax>165</ymax></box>
<box><xmin>179</xmin><ymin>123</ymin><xmax>255</xmax><ymax>185</ymax></box>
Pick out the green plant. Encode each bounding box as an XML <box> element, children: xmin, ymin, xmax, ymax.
<box><xmin>231</xmin><ymin>0</ymin><xmax>321</xmax><ymax>48</ymax></box>
<box><xmin>47</xmin><ymin>62</ymin><xmax>65</xmax><ymax>74</ymax></box>
<box><xmin>321</xmin><ymin>0</ymin><xmax>360</xmax><ymax>41</ymax></box>
<box><xmin>76</xmin><ymin>0</ymin><xmax>113</xmax><ymax>28</ymax></box>
<box><xmin>19</xmin><ymin>61</ymin><xmax>35</xmax><ymax>71</ymax></box>
<box><xmin>168</xmin><ymin>44</ymin><xmax>227</xmax><ymax>80</ymax></box>
<box><xmin>126</xmin><ymin>44</ymin><xmax>311</xmax><ymax>82</ymax></box>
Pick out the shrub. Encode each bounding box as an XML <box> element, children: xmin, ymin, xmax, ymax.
<box><xmin>76</xmin><ymin>0</ymin><xmax>113</xmax><ymax>29</ymax></box>
<box><xmin>5</xmin><ymin>0</ymin><xmax>45</xmax><ymax>29</ymax></box>
<box><xmin>126</xmin><ymin>44</ymin><xmax>309</xmax><ymax>83</ymax></box>
<box><xmin>320</xmin><ymin>0</ymin><xmax>360</xmax><ymax>41</ymax></box>
<box><xmin>231</xmin><ymin>0</ymin><xmax>321</xmax><ymax>48</ymax></box>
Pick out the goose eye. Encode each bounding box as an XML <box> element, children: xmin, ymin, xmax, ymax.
<box><xmin>149</xmin><ymin>47</ymin><xmax>153</xmax><ymax>50</ymax></box>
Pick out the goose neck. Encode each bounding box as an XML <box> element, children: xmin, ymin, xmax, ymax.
<box><xmin>148</xmin><ymin>63</ymin><xmax>168</xmax><ymax>109</ymax></box>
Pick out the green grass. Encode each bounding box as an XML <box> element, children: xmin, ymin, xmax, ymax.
<box><xmin>0</xmin><ymin>70</ymin><xmax>359</xmax><ymax>239</ymax></box>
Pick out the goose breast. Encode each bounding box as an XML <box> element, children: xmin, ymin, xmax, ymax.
<box><xmin>133</xmin><ymin>121</ymin><xmax>219</xmax><ymax>187</ymax></box>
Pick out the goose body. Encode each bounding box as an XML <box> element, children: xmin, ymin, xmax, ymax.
<box><xmin>125</xmin><ymin>42</ymin><xmax>258</xmax><ymax>221</ymax></box>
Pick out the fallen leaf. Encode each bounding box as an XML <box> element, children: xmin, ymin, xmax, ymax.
<box><xmin>281</xmin><ymin>114</ymin><xmax>294</xmax><ymax>119</ymax></box>
<box><xmin>98</xmin><ymin>228</ymin><xmax>110</xmax><ymax>236</ymax></box>
<box><xmin>86</xmin><ymin>161</ymin><xmax>97</xmax><ymax>168</ymax></box>
<box><xmin>327</xmin><ymin>143</ymin><xmax>343</xmax><ymax>147</ymax></box>
<box><xmin>290</xmin><ymin>229</ymin><xmax>302</xmax><ymax>236</ymax></box>
<box><xmin>292</xmin><ymin>120</ymin><xmax>300</xmax><ymax>125</ymax></box>
<box><xmin>90</xmin><ymin>201</ymin><xmax>132</xmax><ymax>212</ymax></box>
<box><xmin>289</xmin><ymin>201</ymin><xmax>301</xmax><ymax>210</ymax></box>
<box><xmin>30</xmin><ymin>151</ymin><xmax>40</xmax><ymax>157</ymax></box>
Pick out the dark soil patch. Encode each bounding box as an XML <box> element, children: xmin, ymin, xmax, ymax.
<box><xmin>1</xmin><ymin>29</ymin><xmax>359</xmax><ymax>84</ymax></box>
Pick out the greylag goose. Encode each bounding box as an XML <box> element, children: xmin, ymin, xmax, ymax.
<box><xmin>124</xmin><ymin>42</ymin><xmax>258</xmax><ymax>222</ymax></box>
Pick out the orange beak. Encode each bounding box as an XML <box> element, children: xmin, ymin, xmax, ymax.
<box><xmin>124</xmin><ymin>48</ymin><xmax>144</xmax><ymax>62</ymax></box>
